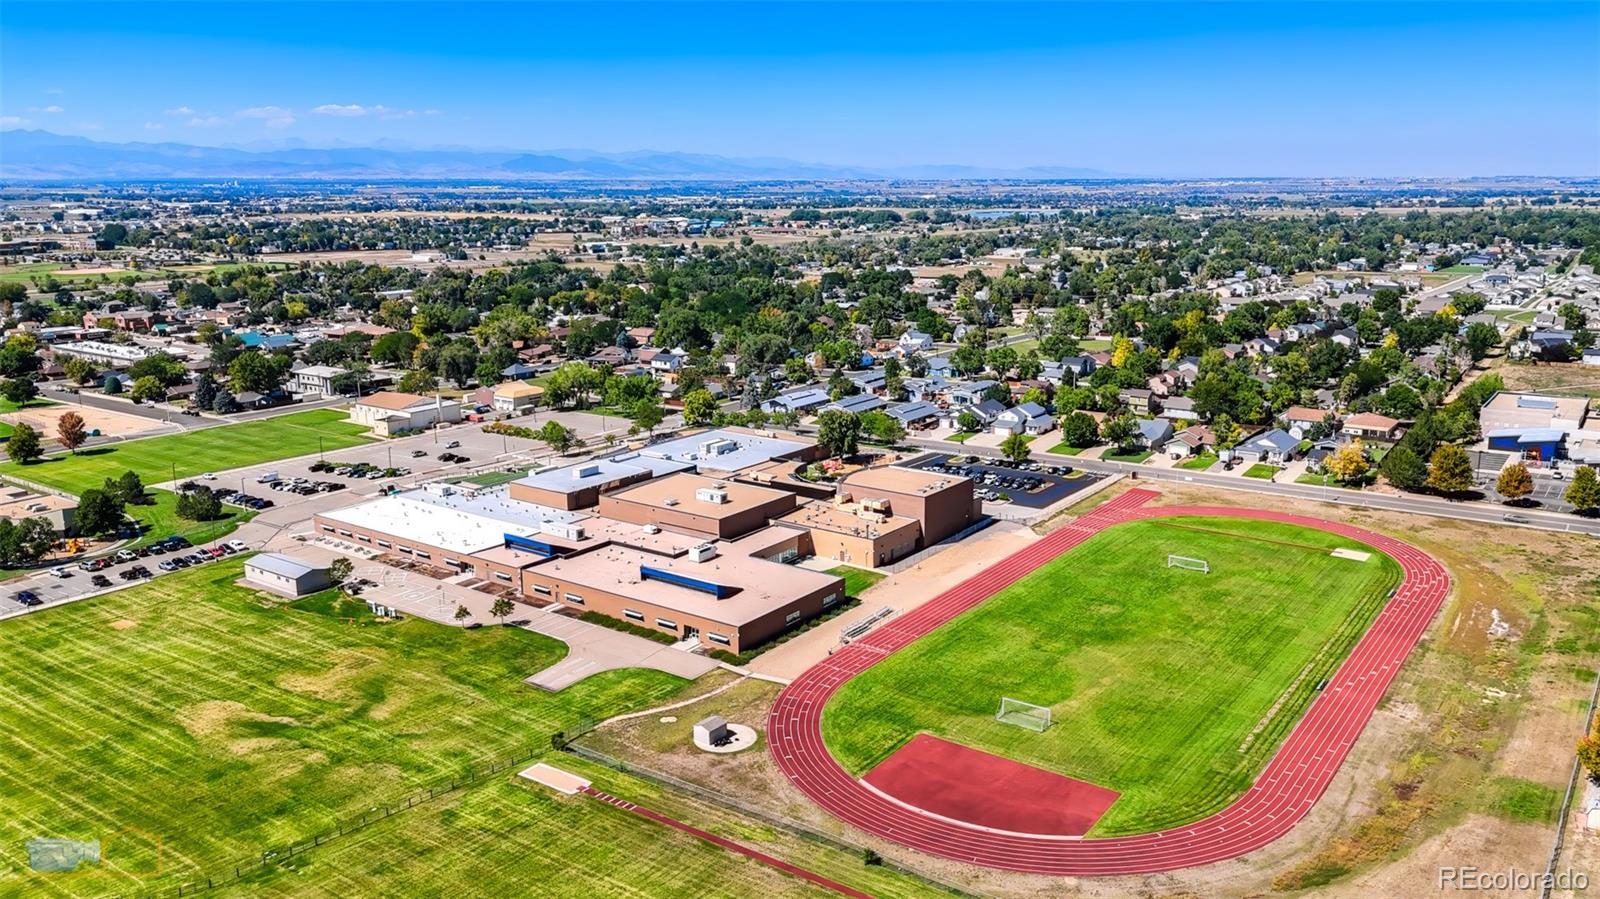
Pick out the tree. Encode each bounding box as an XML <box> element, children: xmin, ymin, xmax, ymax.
<box><xmin>75</xmin><ymin>487</ymin><xmax>125</xmax><ymax>536</ymax></box>
<box><xmin>129</xmin><ymin>375</ymin><xmax>167</xmax><ymax>404</ymax></box>
<box><xmin>1325</xmin><ymin>441</ymin><xmax>1371</xmax><ymax>483</ymax></box>
<box><xmin>1381</xmin><ymin>445</ymin><xmax>1427</xmax><ymax>491</ymax></box>
<box><xmin>1058</xmin><ymin>411</ymin><xmax>1099</xmax><ymax>448</ymax></box>
<box><xmin>956</xmin><ymin>410</ymin><xmax>981</xmax><ymax>433</ymax></box>
<box><xmin>101</xmin><ymin>372</ymin><xmax>123</xmax><ymax>394</ymax></box>
<box><xmin>0</xmin><ymin>516</ymin><xmax>55</xmax><ymax>567</ymax></box>
<box><xmin>212</xmin><ymin>388</ymin><xmax>239</xmax><ymax>414</ymax></box>
<box><xmin>175</xmin><ymin>486</ymin><xmax>223</xmax><ymax>521</ymax></box>
<box><xmin>1496</xmin><ymin>463</ymin><xmax>1533</xmax><ymax>503</ymax></box>
<box><xmin>490</xmin><ymin>596</ymin><xmax>516</xmax><ymax>624</ymax></box>
<box><xmin>630</xmin><ymin>400</ymin><xmax>665</xmax><ymax>434</ymax></box>
<box><xmin>1100</xmin><ymin>413</ymin><xmax>1138</xmax><ymax>450</ymax></box>
<box><xmin>453</xmin><ymin>603</ymin><xmax>473</xmax><ymax>624</ymax></box>
<box><xmin>537</xmin><ymin>420</ymin><xmax>577</xmax><ymax>454</ymax></box>
<box><xmin>229</xmin><ymin>351</ymin><xmax>281</xmax><ymax>395</ymax></box>
<box><xmin>1566</xmin><ymin>466</ymin><xmax>1600</xmax><ymax>514</ymax></box>
<box><xmin>0</xmin><ymin>282</ymin><xmax>25</xmax><ymax>317</ymax></box>
<box><xmin>1</xmin><ymin>377</ymin><xmax>37</xmax><ymax>405</ymax></box>
<box><xmin>1425</xmin><ymin>444</ymin><xmax>1475</xmax><ymax>496</ymax></box>
<box><xmin>115</xmin><ymin>470</ymin><xmax>146</xmax><ymax>505</ymax></box>
<box><xmin>61</xmin><ymin>355</ymin><xmax>96</xmax><ymax>386</ymax></box>
<box><xmin>1463</xmin><ymin>322</ymin><xmax>1500</xmax><ymax>361</ymax></box>
<box><xmin>193</xmin><ymin>371</ymin><xmax>217</xmax><ymax>411</ymax></box>
<box><xmin>370</xmin><ymin>331</ymin><xmax>420</xmax><ymax>365</ymax></box>
<box><xmin>56</xmin><ymin>411</ymin><xmax>88</xmax><ymax>454</ymax></box>
<box><xmin>328</xmin><ymin>557</ymin><xmax>353</xmax><ymax>585</ymax></box>
<box><xmin>816</xmin><ymin>409</ymin><xmax>861</xmax><ymax>458</ymax></box>
<box><xmin>860</xmin><ymin>410</ymin><xmax>905</xmax><ymax>445</ymax></box>
<box><xmin>1577</xmin><ymin>713</ymin><xmax>1600</xmax><ymax>783</ymax></box>
<box><xmin>1000</xmin><ymin>432</ymin><xmax>1032</xmax><ymax>463</ymax></box>
<box><xmin>396</xmin><ymin>369</ymin><xmax>437</xmax><ymax>394</ymax></box>
<box><xmin>682</xmin><ymin>388</ymin><xmax>717</xmax><ymax>426</ymax></box>
<box><xmin>5</xmin><ymin>422</ymin><xmax>41</xmax><ymax>463</ymax></box>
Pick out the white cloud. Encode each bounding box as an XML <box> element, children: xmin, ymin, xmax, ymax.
<box><xmin>43</xmin><ymin>87</ymin><xmax>64</xmax><ymax>95</ymax></box>
<box><xmin>144</xmin><ymin>121</ymin><xmax>163</xmax><ymax>131</ymax></box>
<box><xmin>28</xmin><ymin>105</ymin><xmax>65</xmax><ymax>114</ymax></box>
<box><xmin>314</xmin><ymin>103</ymin><xmax>368</xmax><ymax>117</ymax></box>
<box><xmin>164</xmin><ymin>106</ymin><xmax>195</xmax><ymax>116</ymax></box>
<box><xmin>237</xmin><ymin>106</ymin><xmax>295</xmax><ymax>128</ymax></box>
<box><xmin>0</xmin><ymin>116</ymin><xmax>31</xmax><ymax>128</ymax></box>
<box><xmin>186</xmin><ymin>114</ymin><xmax>226</xmax><ymax>128</ymax></box>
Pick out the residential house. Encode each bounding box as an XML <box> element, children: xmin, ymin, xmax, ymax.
<box><xmin>1162</xmin><ymin>424</ymin><xmax>1215</xmax><ymax>459</ymax></box>
<box><xmin>1235</xmin><ymin>428</ymin><xmax>1300</xmax><ymax>465</ymax></box>
<box><xmin>1283</xmin><ymin>406</ymin><xmax>1337</xmax><ymax>438</ymax></box>
<box><xmin>492</xmin><ymin>381</ymin><xmax>544</xmax><ymax>414</ymax></box>
<box><xmin>886</xmin><ymin>401</ymin><xmax>940</xmax><ymax>430</ymax></box>
<box><xmin>823</xmin><ymin>393</ymin><xmax>885</xmax><ymax>416</ymax></box>
<box><xmin>1341</xmin><ymin>412</ymin><xmax>1404</xmax><ymax>444</ymax></box>
<box><xmin>992</xmin><ymin>402</ymin><xmax>1053</xmax><ymax>436</ymax></box>
<box><xmin>948</xmin><ymin>380</ymin><xmax>998</xmax><ymax>408</ymax></box>
<box><xmin>1132</xmin><ymin>418</ymin><xmax>1174</xmax><ymax>449</ymax></box>
<box><xmin>289</xmin><ymin>364</ymin><xmax>348</xmax><ymax>397</ymax></box>
<box><xmin>761</xmin><ymin>387</ymin><xmax>830</xmax><ymax>415</ymax></box>
<box><xmin>1119</xmin><ymin>388</ymin><xmax>1157</xmax><ymax>416</ymax></box>
<box><xmin>1158</xmin><ymin>396</ymin><xmax>1197</xmax><ymax>421</ymax></box>
<box><xmin>897</xmin><ymin>330</ymin><xmax>934</xmax><ymax>354</ymax></box>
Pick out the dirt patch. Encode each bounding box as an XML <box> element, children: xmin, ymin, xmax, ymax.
<box><xmin>275</xmin><ymin>647</ymin><xmax>384</xmax><ymax>702</ymax></box>
<box><xmin>110</xmin><ymin>618</ymin><xmax>138</xmax><ymax>630</ymax></box>
<box><xmin>5</xmin><ymin>402</ymin><xmax>170</xmax><ymax>443</ymax></box>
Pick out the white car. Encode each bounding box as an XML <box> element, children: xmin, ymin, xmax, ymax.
<box><xmin>48</xmin><ymin>566</ymin><xmax>70</xmax><ymax>578</ymax></box>
<box><xmin>225</xmin><ymin>539</ymin><xmax>249</xmax><ymax>553</ymax></box>
<box><xmin>257</xmin><ymin>472</ymin><xmax>280</xmax><ymax>484</ymax></box>
<box><xmin>201</xmin><ymin>472</ymin><xmax>217</xmax><ymax>480</ymax></box>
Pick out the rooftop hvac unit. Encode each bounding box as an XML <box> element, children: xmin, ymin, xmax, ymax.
<box><xmin>860</xmin><ymin>497</ymin><xmax>889</xmax><ymax>513</ymax></box>
<box><xmin>859</xmin><ymin>511</ymin><xmax>886</xmax><ymax>524</ymax></box>
<box><xmin>575</xmin><ymin>463</ymin><xmax>601</xmax><ymax>478</ymax></box>
<box><xmin>25</xmin><ymin>503</ymin><xmax>47</xmax><ymax>512</ymax></box>
<box><xmin>695</xmin><ymin>487</ymin><xmax>729</xmax><ymax>504</ymax></box>
<box><xmin>541</xmin><ymin>521</ymin><xmax>585</xmax><ymax>541</ymax></box>
<box><xmin>664</xmin><ymin>497</ymin><xmax>679</xmax><ymax>506</ymax></box>
<box><xmin>699</xmin><ymin>438</ymin><xmax>737</xmax><ymax>456</ymax></box>
<box><xmin>642</xmin><ymin>524</ymin><xmax>661</xmax><ymax>534</ymax></box>
<box><xmin>688</xmin><ymin>543</ymin><xmax>718</xmax><ymax>562</ymax></box>
<box><xmin>422</xmin><ymin>482</ymin><xmax>455</xmax><ymax>497</ymax></box>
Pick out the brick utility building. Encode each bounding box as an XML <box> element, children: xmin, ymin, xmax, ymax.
<box><xmin>838</xmin><ymin>465</ymin><xmax>980</xmax><ymax>550</ymax></box>
<box><xmin>598</xmin><ymin>473</ymin><xmax>798</xmax><ymax>539</ymax></box>
<box><xmin>779</xmin><ymin>499</ymin><xmax>922</xmax><ymax>568</ymax></box>
<box><xmin>521</xmin><ymin>527</ymin><xmax>843</xmax><ymax>653</ymax></box>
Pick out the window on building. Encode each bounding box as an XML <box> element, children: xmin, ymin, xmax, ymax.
<box><xmin>376</xmin><ymin>540</ymin><xmax>391</xmax><ymax>548</ymax></box>
<box><xmin>656</xmin><ymin>618</ymin><xmax>677</xmax><ymax>630</ymax></box>
<box><xmin>397</xmin><ymin>546</ymin><xmax>413</xmax><ymax>555</ymax></box>
<box><xmin>785</xmin><ymin>610</ymin><xmax>803</xmax><ymax>624</ymax></box>
<box><xmin>356</xmin><ymin>535</ymin><xmax>370</xmax><ymax>543</ymax></box>
<box><xmin>707</xmin><ymin>633</ymin><xmax>731</xmax><ymax>646</ymax></box>
<box><xmin>821</xmin><ymin>592</ymin><xmax>838</xmax><ymax>608</ymax></box>
<box><xmin>531</xmin><ymin>584</ymin><xmax>552</xmax><ymax>596</ymax></box>
<box><xmin>564</xmin><ymin>593</ymin><xmax>584</xmax><ymax>605</ymax></box>
<box><xmin>493</xmin><ymin>572</ymin><xmax>512</xmax><ymax>582</ymax></box>
<box><xmin>337</xmin><ymin>530</ymin><xmax>352</xmax><ymax>537</ymax></box>
<box><xmin>320</xmin><ymin>525</ymin><xmax>334</xmax><ymax>533</ymax></box>
<box><xmin>623</xmin><ymin>609</ymin><xmax>644</xmax><ymax>621</ymax></box>
<box><xmin>415</xmin><ymin>550</ymin><xmax>430</xmax><ymax>559</ymax></box>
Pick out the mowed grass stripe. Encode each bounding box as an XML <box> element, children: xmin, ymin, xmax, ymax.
<box><xmin>0</xmin><ymin>562</ymin><xmax>685</xmax><ymax>893</ymax></box>
<box><xmin>821</xmin><ymin>516</ymin><xmax>1402</xmax><ymax>836</ymax></box>
<box><xmin>0</xmin><ymin>409</ymin><xmax>372</xmax><ymax>495</ymax></box>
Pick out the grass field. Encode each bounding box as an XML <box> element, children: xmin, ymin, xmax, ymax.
<box><xmin>0</xmin><ymin>560</ymin><xmax>688</xmax><ymax>894</ymax></box>
<box><xmin>1102</xmin><ymin>447</ymin><xmax>1152</xmax><ymax>463</ymax></box>
<box><xmin>0</xmin><ymin>409</ymin><xmax>371</xmax><ymax>495</ymax></box>
<box><xmin>1046</xmin><ymin>441</ymin><xmax>1085</xmax><ymax>455</ymax></box>
<box><xmin>1177</xmin><ymin>452</ymin><xmax>1218</xmax><ymax>471</ymax></box>
<box><xmin>1243</xmin><ymin>463</ymin><xmax>1280</xmax><ymax>479</ymax></box>
<box><xmin>827</xmin><ymin>565</ymin><xmax>886</xmax><ymax>599</ymax></box>
<box><xmin>945</xmin><ymin>430</ymin><xmax>978</xmax><ymax>444</ymax></box>
<box><xmin>821</xmin><ymin>516</ymin><xmax>1403</xmax><ymax>836</ymax></box>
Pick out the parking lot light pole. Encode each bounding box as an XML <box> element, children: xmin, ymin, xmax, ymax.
<box><xmin>318</xmin><ymin>436</ymin><xmax>325</xmax><ymax>462</ymax></box>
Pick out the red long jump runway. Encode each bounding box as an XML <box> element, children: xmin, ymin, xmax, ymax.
<box><xmin>766</xmin><ymin>488</ymin><xmax>1452</xmax><ymax>876</ymax></box>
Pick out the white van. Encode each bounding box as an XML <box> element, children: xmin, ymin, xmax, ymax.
<box><xmin>257</xmin><ymin>472</ymin><xmax>280</xmax><ymax>484</ymax></box>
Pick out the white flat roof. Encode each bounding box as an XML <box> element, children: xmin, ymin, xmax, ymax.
<box><xmin>640</xmin><ymin>429</ymin><xmax>809</xmax><ymax>473</ymax></box>
<box><xmin>320</xmin><ymin>486</ymin><xmax>584</xmax><ymax>555</ymax></box>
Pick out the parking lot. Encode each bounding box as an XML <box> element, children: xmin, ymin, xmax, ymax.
<box><xmin>0</xmin><ymin>536</ymin><xmax>249</xmax><ymax>617</ymax></box>
<box><xmin>904</xmin><ymin>452</ymin><xmax>1104</xmax><ymax>509</ymax></box>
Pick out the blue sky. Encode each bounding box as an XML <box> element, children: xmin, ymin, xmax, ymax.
<box><xmin>3</xmin><ymin>1</ymin><xmax>1596</xmax><ymax>176</ymax></box>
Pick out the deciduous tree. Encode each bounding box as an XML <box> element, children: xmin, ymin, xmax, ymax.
<box><xmin>5</xmin><ymin>422</ymin><xmax>41</xmax><ymax>463</ymax></box>
<box><xmin>56</xmin><ymin>411</ymin><xmax>87</xmax><ymax>454</ymax></box>
<box><xmin>1566</xmin><ymin>466</ymin><xmax>1600</xmax><ymax>513</ymax></box>
<box><xmin>1425</xmin><ymin>444</ymin><xmax>1474</xmax><ymax>496</ymax></box>
<box><xmin>1496</xmin><ymin>463</ymin><xmax>1533</xmax><ymax>502</ymax></box>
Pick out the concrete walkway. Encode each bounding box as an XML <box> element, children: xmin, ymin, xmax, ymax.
<box><xmin>520</xmin><ymin>606</ymin><xmax>719</xmax><ymax>690</ymax></box>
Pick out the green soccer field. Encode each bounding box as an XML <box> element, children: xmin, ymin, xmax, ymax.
<box><xmin>0</xmin><ymin>408</ymin><xmax>372</xmax><ymax>495</ymax></box>
<box><xmin>821</xmin><ymin>516</ymin><xmax>1404</xmax><ymax>836</ymax></box>
<box><xmin>0</xmin><ymin>561</ymin><xmax>688</xmax><ymax>894</ymax></box>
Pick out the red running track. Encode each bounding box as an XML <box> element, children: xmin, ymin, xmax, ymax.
<box><xmin>766</xmin><ymin>488</ymin><xmax>1452</xmax><ymax>875</ymax></box>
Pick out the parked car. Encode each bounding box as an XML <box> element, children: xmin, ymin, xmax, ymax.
<box><xmin>225</xmin><ymin>539</ymin><xmax>249</xmax><ymax>553</ymax></box>
<box><xmin>13</xmin><ymin>590</ymin><xmax>41</xmax><ymax>607</ymax></box>
<box><xmin>49</xmin><ymin>566</ymin><xmax>70</xmax><ymax>578</ymax></box>
<box><xmin>257</xmin><ymin>472</ymin><xmax>280</xmax><ymax>484</ymax></box>
<box><xmin>91</xmin><ymin>574</ymin><xmax>112</xmax><ymax>588</ymax></box>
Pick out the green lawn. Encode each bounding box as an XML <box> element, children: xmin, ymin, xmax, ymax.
<box><xmin>827</xmin><ymin>565</ymin><xmax>886</xmax><ymax>599</ymax></box>
<box><xmin>221</xmin><ymin>756</ymin><xmax>944</xmax><ymax>899</ymax></box>
<box><xmin>0</xmin><ymin>396</ymin><xmax>55</xmax><ymax>414</ymax></box>
<box><xmin>1439</xmin><ymin>264</ymin><xmax>1487</xmax><ymax>274</ymax></box>
<box><xmin>822</xmin><ymin>517</ymin><xmax>1403</xmax><ymax>836</ymax></box>
<box><xmin>457</xmin><ymin>467</ymin><xmax>533</xmax><ymax>488</ymax></box>
<box><xmin>1243</xmin><ymin>463</ymin><xmax>1280</xmax><ymax>479</ymax></box>
<box><xmin>1177</xmin><ymin>452</ymin><xmax>1218</xmax><ymax>471</ymax></box>
<box><xmin>1102</xmin><ymin>447</ymin><xmax>1153</xmax><ymax>463</ymax></box>
<box><xmin>0</xmin><ymin>409</ymin><xmax>371</xmax><ymax>495</ymax></box>
<box><xmin>1046</xmin><ymin>441</ymin><xmax>1086</xmax><ymax>455</ymax></box>
<box><xmin>945</xmin><ymin>430</ymin><xmax>978</xmax><ymax>444</ymax></box>
<box><xmin>0</xmin><ymin>560</ymin><xmax>688</xmax><ymax>894</ymax></box>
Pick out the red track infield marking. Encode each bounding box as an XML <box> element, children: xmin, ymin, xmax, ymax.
<box><xmin>767</xmin><ymin>488</ymin><xmax>1452</xmax><ymax>875</ymax></box>
<box><xmin>863</xmin><ymin>733</ymin><xmax>1118</xmax><ymax>837</ymax></box>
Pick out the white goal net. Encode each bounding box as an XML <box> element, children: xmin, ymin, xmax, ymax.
<box><xmin>1167</xmin><ymin>554</ymin><xmax>1210</xmax><ymax>573</ymax></box>
<box><xmin>996</xmin><ymin>697</ymin><xmax>1051</xmax><ymax>732</ymax></box>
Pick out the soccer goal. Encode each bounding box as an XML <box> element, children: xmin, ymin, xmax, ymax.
<box><xmin>996</xmin><ymin>697</ymin><xmax>1052</xmax><ymax>732</ymax></box>
<box><xmin>1167</xmin><ymin>554</ymin><xmax>1210</xmax><ymax>573</ymax></box>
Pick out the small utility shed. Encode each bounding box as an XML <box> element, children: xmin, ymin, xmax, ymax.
<box><xmin>244</xmin><ymin>553</ymin><xmax>332</xmax><ymax>597</ymax></box>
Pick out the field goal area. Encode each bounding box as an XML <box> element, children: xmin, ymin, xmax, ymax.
<box><xmin>1167</xmin><ymin>554</ymin><xmax>1210</xmax><ymax>573</ymax></box>
<box><xmin>996</xmin><ymin>697</ymin><xmax>1052</xmax><ymax>732</ymax></box>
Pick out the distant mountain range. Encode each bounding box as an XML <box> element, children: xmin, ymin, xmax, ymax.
<box><xmin>0</xmin><ymin>130</ymin><xmax>1118</xmax><ymax>182</ymax></box>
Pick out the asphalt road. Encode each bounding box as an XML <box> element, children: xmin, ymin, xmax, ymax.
<box><xmin>911</xmin><ymin>435</ymin><xmax>1600</xmax><ymax>538</ymax></box>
